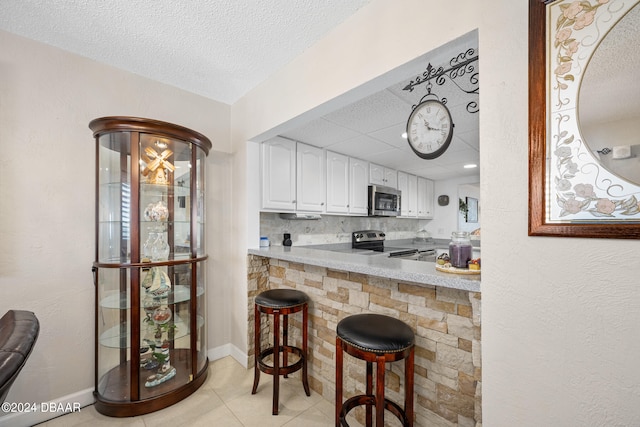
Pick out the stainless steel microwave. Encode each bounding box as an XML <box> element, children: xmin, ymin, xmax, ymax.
<box><xmin>368</xmin><ymin>185</ymin><xmax>401</xmax><ymax>216</ymax></box>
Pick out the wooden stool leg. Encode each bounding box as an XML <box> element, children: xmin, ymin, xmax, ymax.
<box><xmin>335</xmin><ymin>337</ymin><xmax>343</xmax><ymax>427</ymax></box>
<box><xmin>405</xmin><ymin>348</ymin><xmax>415</xmax><ymax>426</ymax></box>
<box><xmin>375</xmin><ymin>355</ymin><xmax>385</xmax><ymax>426</ymax></box>
<box><xmin>282</xmin><ymin>314</ymin><xmax>289</xmax><ymax>378</ymax></box>
<box><xmin>302</xmin><ymin>303</ymin><xmax>310</xmax><ymax>395</ymax></box>
<box><xmin>366</xmin><ymin>361</ymin><xmax>373</xmax><ymax>426</ymax></box>
<box><xmin>251</xmin><ymin>304</ymin><xmax>260</xmax><ymax>394</ymax></box>
<box><xmin>272</xmin><ymin>310</ymin><xmax>280</xmax><ymax>415</ymax></box>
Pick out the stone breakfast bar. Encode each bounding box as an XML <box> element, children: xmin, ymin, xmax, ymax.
<box><xmin>247</xmin><ymin>245</ymin><xmax>481</xmax><ymax>426</ymax></box>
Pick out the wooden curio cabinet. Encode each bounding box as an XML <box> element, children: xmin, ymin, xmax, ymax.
<box><xmin>90</xmin><ymin>117</ymin><xmax>211</xmax><ymax>416</ymax></box>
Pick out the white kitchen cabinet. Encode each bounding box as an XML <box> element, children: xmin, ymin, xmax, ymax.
<box><xmin>349</xmin><ymin>157</ymin><xmax>369</xmax><ymax>215</ymax></box>
<box><xmin>261</xmin><ymin>137</ymin><xmax>296</xmax><ymax>211</ymax></box>
<box><xmin>326</xmin><ymin>151</ymin><xmax>349</xmax><ymax>214</ymax></box>
<box><xmin>369</xmin><ymin>163</ymin><xmax>397</xmax><ymax>189</ymax></box>
<box><xmin>326</xmin><ymin>151</ymin><xmax>368</xmax><ymax>215</ymax></box>
<box><xmin>417</xmin><ymin>176</ymin><xmax>434</xmax><ymax>219</ymax></box>
<box><xmin>397</xmin><ymin>171</ymin><xmax>418</xmax><ymax>217</ymax></box>
<box><xmin>296</xmin><ymin>142</ymin><xmax>325</xmax><ymax>212</ymax></box>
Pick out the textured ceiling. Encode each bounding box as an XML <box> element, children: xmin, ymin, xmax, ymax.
<box><xmin>0</xmin><ymin>0</ymin><xmax>371</xmax><ymax>104</ymax></box>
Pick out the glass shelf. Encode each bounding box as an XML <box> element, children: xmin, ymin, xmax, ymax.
<box><xmin>98</xmin><ymin>314</ymin><xmax>205</xmax><ymax>349</ymax></box>
<box><xmin>99</xmin><ymin>285</ymin><xmax>205</xmax><ymax>309</ymax></box>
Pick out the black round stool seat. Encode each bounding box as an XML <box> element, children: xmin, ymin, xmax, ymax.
<box><xmin>337</xmin><ymin>313</ymin><xmax>414</xmax><ymax>354</ymax></box>
<box><xmin>252</xmin><ymin>288</ymin><xmax>310</xmax><ymax>415</ymax></box>
<box><xmin>255</xmin><ymin>289</ymin><xmax>308</xmax><ymax>309</ymax></box>
<box><xmin>336</xmin><ymin>313</ymin><xmax>415</xmax><ymax>427</ymax></box>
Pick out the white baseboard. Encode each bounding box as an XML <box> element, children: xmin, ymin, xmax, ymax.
<box><xmin>0</xmin><ymin>387</ymin><xmax>94</xmax><ymax>427</ymax></box>
<box><xmin>0</xmin><ymin>345</ymin><xmax>249</xmax><ymax>427</ymax></box>
<box><xmin>208</xmin><ymin>343</ymin><xmax>248</xmax><ymax>368</ymax></box>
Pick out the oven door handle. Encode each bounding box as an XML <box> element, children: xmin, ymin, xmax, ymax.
<box><xmin>388</xmin><ymin>249</ymin><xmax>419</xmax><ymax>258</ymax></box>
<box><xmin>417</xmin><ymin>249</ymin><xmax>436</xmax><ymax>256</ymax></box>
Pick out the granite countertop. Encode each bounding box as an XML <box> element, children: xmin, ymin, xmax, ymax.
<box><xmin>248</xmin><ymin>244</ymin><xmax>481</xmax><ymax>292</ymax></box>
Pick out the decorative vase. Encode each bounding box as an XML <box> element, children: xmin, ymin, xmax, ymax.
<box><xmin>151</xmin><ymin>231</ymin><xmax>170</xmax><ymax>261</ymax></box>
<box><xmin>142</xmin><ymin>231</ymin><xmax>158</xmax><ymax>261</ymax></box>
<box><xmin>143</xmin><ymin>200</ymin><xmax>169</xmax><ymax>222</ymax></box>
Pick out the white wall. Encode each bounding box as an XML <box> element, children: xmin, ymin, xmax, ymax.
<box><xmin>427</xmin><ymin>175</ymin><xmax>480</xmax><ymax>240</ymax></box>
<box><xmin>0</xmin><ymin>30</ymin><xmax>232</xmax><ymax>424</ymax></box>
<box><xmin>232</xmin><ymin>0</ymin><xmax>640</xmax><ymax>425</ymax></box>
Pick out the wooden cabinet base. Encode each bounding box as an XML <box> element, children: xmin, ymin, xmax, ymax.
<box><xmin>94</xmin><ymin>355</ymin><xmax>209</xmax><ymax>417</ymax></box>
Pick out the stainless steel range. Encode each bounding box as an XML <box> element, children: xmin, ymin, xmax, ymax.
<box><xmin>352</xmin><ymin>230</ymin><xmax>436</xmax><ymax>261</ymax></box>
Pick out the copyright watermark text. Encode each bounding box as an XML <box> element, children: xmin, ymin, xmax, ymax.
<box><xmin>1</xmin><ymin>401</ymin><xmax>82</xmax><ymax>414</ymax></box>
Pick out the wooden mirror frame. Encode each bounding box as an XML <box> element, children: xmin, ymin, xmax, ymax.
<box><xmin>528</xmin><ymin>0</ymin><xmax>640</xmax><ymax>239</ymax></box>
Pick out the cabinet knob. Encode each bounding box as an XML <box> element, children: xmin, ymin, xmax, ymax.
<box><xmin>321</xmin><ymin>202</ymin><xmax>325</xmax><ymax>206</ymax></box>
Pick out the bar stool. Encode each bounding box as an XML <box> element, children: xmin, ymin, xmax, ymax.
<box><xmin>335</xmin><ymin>313</ymin><xmax>415</xmax><ymax>427</ymax></box>
<box><xmin>252</xmin><ymin>288</ymin><xmax>310</xmax><ymax>415</ymax></box>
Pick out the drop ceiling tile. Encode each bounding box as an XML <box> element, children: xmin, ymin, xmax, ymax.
<box><xmin>456</xmin><ymin>129</ymin><xmax>480</xmax><ymax>150</ymax></box>
<box><xmin>323</xmin><ymin>89</ymin><xmax>412</xmax><ymax>133</ymax></box>
<box><xmin>326</xmin><ymin>134</ymin><xmax>395</xmax><ymax>158</ymax></box>
<box><xmin>366</xmin><ymin>149</ymin><xmax>414</xmax><ymax>170</ymax></box>
<box><xmin>280</xmin><ymin>118</ymin><xmax>360</xmax><ymax>147</ymax></box>
<box><xmin>369</xmin><ymin>123</ymin><xmax>407</xmax><ymax>148</ymax></box>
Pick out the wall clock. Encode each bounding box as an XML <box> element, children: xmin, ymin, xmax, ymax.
<box><xmin>406</xmin><ymin>99</ymin><xmax>454</xmax><ymax>159</ymax></box>
<box><xmin>437</xmin><ymin>195</ymin><xmax>449</xmax><ymax>206</ymax></box>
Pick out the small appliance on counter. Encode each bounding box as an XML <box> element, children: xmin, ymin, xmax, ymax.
<box><xmin>413</xmin><ymin>229</ymin><xmax>434</xmax><ymax>245</ymax></box>
<box><xmin>283</xmin><ymin>233</ymin><xmax>292</xmax><ymax>246</ymax></box>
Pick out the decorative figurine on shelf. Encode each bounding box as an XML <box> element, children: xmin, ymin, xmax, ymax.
<box><xmin>141</xmin><ymin>146</ymin><xmax>175</xmax><ymax>185</ymax></box>
<box><xmin>141</xmin><ymin>270</ymin><xmax>177</xmax><ymax>387</ymax></box>
<box><xmin>144</xmin><ymin>200</ymin><xmax>169</xmax><ymax>222</ymax></box>
<box><xmin>144</xmin><ymin>306</ymin><xmax>177</xmax><ymax>388</ymax></box>
<box><xmin>141</xmin><ymin>267</ymin><xmax>172</xmax><ymax>297</ymax></box>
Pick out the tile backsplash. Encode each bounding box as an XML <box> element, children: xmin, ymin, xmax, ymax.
<box><xmin>260</xmin><ymin>212</ymin><xmax>431</xmax><ymax>246</ymax></box>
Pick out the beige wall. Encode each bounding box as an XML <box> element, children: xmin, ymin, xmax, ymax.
<box><xmin>0</xmin><ymin>29</ymin><xmax>232</xmax><ymax>420</ymax></box>
<box><xmin>232</xmin><ymin>0</ymin><xmax>640</xmax><ymax>425</ymax></box>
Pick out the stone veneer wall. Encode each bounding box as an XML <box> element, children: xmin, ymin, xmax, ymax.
<box><xmin>247</xmin><ymin>255</ymin><xmax>482</xmax><ymax>427</ymax></box>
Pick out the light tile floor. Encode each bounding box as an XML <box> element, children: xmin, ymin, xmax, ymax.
<box><xmin>38</xmin><ymin>356</ymin><xmax>336</xmax><ymax>427</ymax></box>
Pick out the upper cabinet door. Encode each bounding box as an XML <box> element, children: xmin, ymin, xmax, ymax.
<box><xmin>398</xmin><ymin>171</ymin><xmax>417</xmax><ymax>217</ymax></box>
<box><xmin>326</xmin><ymin>151</ymin><xmax>349</xmax><ymax>214</ymax></box>
<box><xmin>261</xmin><ymin>137</ymin><xmax>296</xmax><ymax>211</ymax></box>
<box><xmin>417</xmin><ymin>177</ymin><xmax>434</xmax><ymax>219</ymax></box>
<box><xmin>326</xmin><ymin>152</ymin><xmax>368</xmax><ymax>215</ymax></box>
<box><xmin>369</xmin><ymin>163</ymin><xmax>386</xmax><ymax>186</ymax></box>
<box><xmin>369</xmin><ymin>163</ymin><xmax>397</xmax><ymax>189</ymax></box>
<box><xmin>384</xmin><ymin>167</ymin><xmax>398</xmax><ymax>189</ymax></box>
<box><xmin>349</xmin><ymin>157</ymin><xmax>369</xmax><ymax>215</ymax></box>
<box><xmin>296</xmin><ymin>142</ymin><xmax>325</xmax><ymax>212</ymax></box>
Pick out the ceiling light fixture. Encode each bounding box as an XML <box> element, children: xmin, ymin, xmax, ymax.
<box><xmin>464</xmin><ymin>164</ymin><xmax>478</xmax><ymax>169</ymax></box>
<box><xmin>401</xmin><ymin>132</ymin><xmax>408</xmax><ymax>139</ymax></box>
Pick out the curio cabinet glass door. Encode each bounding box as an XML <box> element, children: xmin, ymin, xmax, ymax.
<box><xmin>90</xmin><ymin>117</ymin><xmax>211</xmax><ymax>416</ymax></box>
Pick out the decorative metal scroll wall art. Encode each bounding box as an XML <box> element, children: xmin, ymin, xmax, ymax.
<box><xmin>403</xmin><ymin>48</ymin><xmax>479</xmax><ymax>113</ymax></box>
<box><xmin>529</xmin><ymin>0</ymin><xmax>640</xmax><ymax>239</ymax></box>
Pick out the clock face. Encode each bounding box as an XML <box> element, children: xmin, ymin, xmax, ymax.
<box><xmin>406</xmin><ymin>99</ymin><xmax>454</xmax><ymax>159</ymax></box>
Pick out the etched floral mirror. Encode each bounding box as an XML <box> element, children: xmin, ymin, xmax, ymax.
<box><xmin>529</xmin><ymin>0</ymin><xmax>640</xmax><ymax>238</ymax></box>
